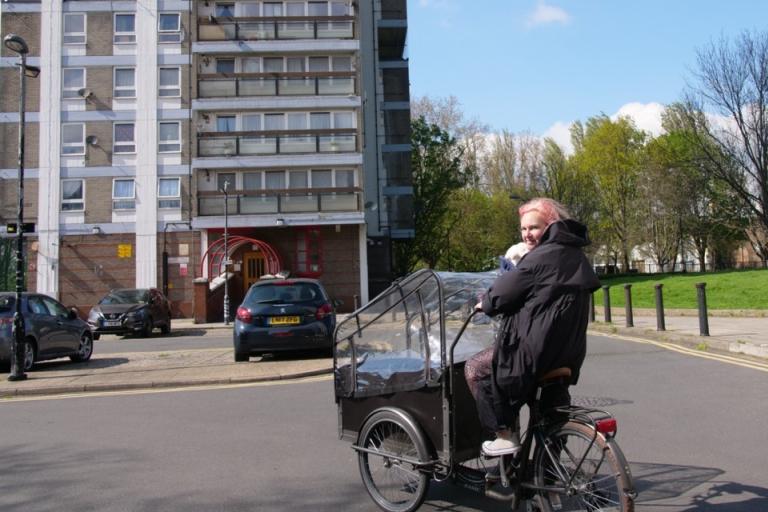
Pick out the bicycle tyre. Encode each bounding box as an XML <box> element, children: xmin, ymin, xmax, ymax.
<box><xmin>533</xmin><ymin>420</ymin><xmax>634</xmax><ymax>512</ymax></box>
<box><xmin>357</xmin><ymin>409</ymin><xmax>431</xmax><ymax>512</ymax></box>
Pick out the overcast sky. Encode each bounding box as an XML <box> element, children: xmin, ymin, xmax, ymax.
<box><xmin>408</xmin><ymin>0</ymin><xmax>768</xmax><ymax>149</ymax></box>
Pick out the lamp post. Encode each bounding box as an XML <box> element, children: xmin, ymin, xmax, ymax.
<box><xmin>222</xmin><ymin>180</ymin><xmax>230</xmax><ymax>325</ymax></box>
<box><xmin>5</xmin><ymin>34</ymin><xmax>40</xmax><ymax>382</ymax></box>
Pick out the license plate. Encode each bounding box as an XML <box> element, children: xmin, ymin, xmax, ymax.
<box><xmin>104</xmin><ymin>320</ymin><xmax>121</xmax><ymax>327</ymax></box>
<box><xmin>270</xmin><ymin>316</ymin><xmax>300</xmax><ymax>326</ymax></box>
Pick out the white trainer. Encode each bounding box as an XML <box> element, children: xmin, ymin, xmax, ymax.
<box><xmin>482</xmin><ymin>432</ymin><xmax>521</xmax><ymax>456</ymax></box>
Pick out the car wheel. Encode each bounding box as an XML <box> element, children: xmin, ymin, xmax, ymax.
<box><xmin>160</xmin><ymin>318</ymin><xmax>171</xmax><ymax>335</ymax></box>
<box><xmin>70</xmin><ymin>332</ymin><xmax>93</xmax><ymax>362</ymax></box>
<box><xmin>22</xmin><ymin>340</ymin><xmax>36</xmax><ymax>371</ymax></box>
<box><xmin>141</xmin><ymin>317</ymin><xmax>153</xmax><ymax>338</ymax></box>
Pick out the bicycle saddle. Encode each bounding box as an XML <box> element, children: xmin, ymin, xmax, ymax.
<box><xmin>538</xmin><ymin>367</ymin><xmax>572</xmax><ymax>384</ymax></box>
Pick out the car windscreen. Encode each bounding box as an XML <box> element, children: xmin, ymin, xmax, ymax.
<box><xmin>245</xmin><ymin>282</ymin><xmax>322</xmax><ymax>305</ymax></box>
<box><xmin>99</xmin><ymin>289</ymin><xmax>149</xmax><ymax>305</ymax></box>
<box><xmin>0</xmin><ymin>296</ymin><xmax>13</xmax><ymax>312</ymax></box>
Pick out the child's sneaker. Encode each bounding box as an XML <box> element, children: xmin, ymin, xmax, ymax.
<box><xmin>482</xmin><ymin>432</ymin><xmax>521</xmax><ymax>456</ymax></box>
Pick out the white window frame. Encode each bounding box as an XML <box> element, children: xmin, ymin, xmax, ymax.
<box><xmin>113</xmin><ymin>122</ymin><xmax>136</xmax><ymax>154</ymax></box>
<box><xmin>62</xmin><ymin>67</ymin><xmax>86</xmax><ymax>99</ymax></box>
<box><xmin>63</xmin><ymin>13</ymin><xmax>87</xmax><ymax>45</ymax></box>
<box><xmin>158</xmin><ymin>67</ymin><xmax>181</xmax><ymax>97</ymax></box>
<box><xmin>158</xmin><ymin>178</ymin><xmax>181</xmax><ymax>209</ymax></box>
<box><xmin>113</xmin><ymin>13</ymin><xmax>136</xmax><ymax>44</ymax></box>
<box><xmin>61</xmin><ymin>123</ymin><xmax>85</xmax><ymax>155</ymax></box>
<box><xmin>61</xmin><ymin>179</ymin><xmax>85</xmax><ymax>212</ymax></box>
<box><xmin>113</xmin><ymin>67</ymin><xmax>136</xmax><ymax>98</ymax></box>
<box><xmin>158</xmin><ymin>13</ymin><xmax>182</xmax><ymax>43</ymax></box>
<box><xmin>112</xmin><ymin>179</ymin><xmax>136</xmax><ymax>210</ymax></box>
<box><xmin>158</xmin><ymin>122</ymin><xmax>182</xmax><ymax>153</ymax></box>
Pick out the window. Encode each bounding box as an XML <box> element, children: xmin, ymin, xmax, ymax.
<box><xmin>158</xmin><ymin>178</ymin><xmax>181</xmax><ymax>208</ymax></box>
<box><xmin>336</xmin><ymin>169</ymin><xmax>355</xmax><ymax>187</ymax></box>
<box><xmin>215</xmin><ymin>3</ymin><xmax>235</xmax><ymax>17</ymax></box>
<box><xmin>295</xmin><ymin>228</ymin><xmax>323</xmax><ymax>276</ymax></box>
<box><xmin>308</xmin><ymin>2</ymin><xmax>328</xmax><ymax>16</ymax></box>
<box><xmin>288</xmin><ymin>170</ymin><xmax>308</xmax><ymax>189</ymax></box>
<box><xmin>216</xmin><ymin>58</ymin><xmax>235</xmax><ymax>74</ymax></box>
<box><xmin>63</xmin><ymin>13</ymin><xmax>86</xmax><ymax>44</ymax></box>
<box><xmin>114</xmin><ymin>13</ymin><xmax>136</xmax><ymax>43</ymax></box>
<box><xmin>243</xmin><ymin>171</ymin><xmax>263</xmax><ymax>190</ymax></box>
<box><xmin>216</xmin><ymin>116</ymin><xmax>236</xmax><ymax>132</ymax></box>
<box><xmin>113</xmin><ymin>123</ymin><xmax>136</xmax><ymax>153</ymax></box>
<box><xmin>333</xmin><ymin>112</ymin><xmax>354</xmax><ymax>128</ymax></box>
<box><xmin>263</xmin><ymin>2</ymin><xmax>283</xmax><ymax>16</ymax></box>
<box><xmin>264</xmin><ymin>113</ymin><xmax>284</xmax><ymax>130</ymax></box>
<box><xmin>309</xmin><ymin>57</ymin><xmax>329</xmax><ymax>72</ymax></box>
<box><xmin>159</xmin><ymin>122</ymin><xmax>181</xmax><ymax>153</ymax></box>
<box><xmin>242</xmin><ymin>114</ymin><xmax>261</xmax><ymax>131</ymax></box>
<box><xmin>159</xmin><ymin>67</ymin><xmax>181</xmax><ymax>97</ymax></box>
<box><xmin>114</xmin><ymin>68</ymin><xmax>136</xmax><ymax>98</ymax></box>
<box><xmin>62</xmin><ymin>123</ymin><xmax>85</xmax><ymax>155</ymax></box>
<box><xmin>158</xmin><ymin>13</ymin><xmax>182</xmax><ymax>43</ymax></box>
<box><xmin>311</xmin><ymin>169</ymin><xmax>332</xmax><ymax>187</ymax></box>
<box><xmin>265</xmin><ymin>171</ymin><xmax>285</xmax><ymax>189</ymax></box>
<box><xmin>332</xmin><ymin>56</ymin><xmax>352</xmax><ymax>71</ymax></box>
<box><xmin>113</xmin><ymin>179</ymin><xmax>135</xmax><ymax>210</ymax></box>
<box><xmin>62</xmin><ymin>68</ymin><xmax>85</xmax><ymax>99</ymax></box>
<box><xmin>310</xmin><ymin>112</ymin><xmax>331</xmax><ymax>130</ymax></box>
<box><xmin>61</xmin><ymin>179</ymin><xmax>84</xmax><ymax>211</ymax></box>
<box><xmin>263</xmin><ymin>58</ymin><xmax>283</xmax><ymax>72</ymax></box>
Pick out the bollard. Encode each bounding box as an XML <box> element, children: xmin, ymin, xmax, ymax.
<box><xmin>353</xmin><ymin>294</ymin><xmax>359</xmax><ymax>311</ymax></box>
<box><xmin>695</xmin><ymin>283</ymin><xmax>710</xmax><ymax>336</ymax></box>
<box><xmin>654</xmin><ymin>284</ymin><xmax>666</xmax><ymax>331</ymax></box>
<box><xmin>602</xmin><ymin>285</ymin><xmax>612</xmax><ymax>323</ymax></box>
<box><xmin>589</xmin><ymin>292</ymin><xmax>595</xmax><ymax>322</ymax></box>
<box><xmin>624</xmin><ymin>284</ymin><xmax>634</xmax><ymax>327</ymax></box>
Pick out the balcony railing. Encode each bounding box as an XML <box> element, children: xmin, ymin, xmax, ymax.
<box><xmin>197</xmin><ymin>187</ymin><xmax>361</xmax><ymax>215</ymax></box>
<box><xmin>198</xmin><ymin>71</ymin><xmax>356</xmax><ymax>98</ymax></box>
<box><xmin>197</xmin><ymin>129</ymin><xmax>358</xmax><ymax>157</ymax></box>
<box><xmin>198</xmin><ymin>16</ymin><xmax>355</xmax><ymax>41</ymax></box>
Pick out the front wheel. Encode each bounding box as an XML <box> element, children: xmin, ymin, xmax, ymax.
<box><xmin>533</xmin><ymin>421</ymin><xmax>634</xmax><ymax>512</ymax></box>
<box><xmin>70</xmin><ymin>332</ymin><xmax>93</xmax><ymax>362</ymax></box>
<box><xmin>357</xmin><ymin>409</ymin><xmax>431</xmax><ymax>512</ymax></box>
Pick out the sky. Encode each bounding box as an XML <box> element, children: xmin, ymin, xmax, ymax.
<box><xmin>407</xmin><ymin>0</ymin><xmax>768</xmax><ymax>150</ymax></box>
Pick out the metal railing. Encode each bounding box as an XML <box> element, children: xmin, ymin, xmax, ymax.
<box><xmin>197</xmin><ymin>188</ymin><xmax>361</xmax><ymax>216</ymax></box>
<box><xmin>198</xmin><ymin>71</ymin><xmax>356</xmax><ymax>98</ymax></box>
<box><xmin>197</xmin><ymin>129</ymin><xmax>358</xmax><ymax>157</ymax></box>
<box><xmin>197</xmin><ymin>16</ymin><xmax>355</xmax><ymax>41</ymax></box>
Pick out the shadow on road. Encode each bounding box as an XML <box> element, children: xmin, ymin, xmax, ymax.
<box><xmin>631</xmin><ymin>461</ymin><xmax>768</xmax><ymax>509</ymax></box>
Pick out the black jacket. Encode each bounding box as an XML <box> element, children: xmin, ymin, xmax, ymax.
<box><xmin>481</xmin><ymin>219</ymin><xmax>600</xmax><ymax>401</ymax></box>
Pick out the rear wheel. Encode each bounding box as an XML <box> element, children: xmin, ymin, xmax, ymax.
<box><xmin>533</xmin><ymin>421</ymin><xmax>634</xmax><ymax>512</ymax></box>
<box><xmin>357</xmin><ymin>410</ymin><xmax>431</xmax><ymax>512</ymax></box>
<box><xmin>22</xmin><ymin>339</ymin><xmax>36</xmax><ymax>371</ymax></box>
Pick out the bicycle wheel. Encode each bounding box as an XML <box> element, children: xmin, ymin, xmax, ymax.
<box><xmin>533</xmin><ymin>421</ymin><xmax>634</xmax><ymax>512</ymax></box>
<box><xmin>358</xmin><ymin>409</ymin><xmax>431</xmax><ymax>512</ymax></box>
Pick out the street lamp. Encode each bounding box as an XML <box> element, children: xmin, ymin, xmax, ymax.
<box><xmin>5</xmin><ymin>34</ymin><xmax>40</xmax><ymax>382</ymax></box>
<box><xmin>221</xmin><ymin>180</ymin><xmax>230</xmax><ymax>325</ymax></box>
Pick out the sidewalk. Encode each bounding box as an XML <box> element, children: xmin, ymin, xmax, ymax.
<box><xmin>1</xmin><ymin>313</ymin><xmax>765</xmax><ymax>398</ymax></box>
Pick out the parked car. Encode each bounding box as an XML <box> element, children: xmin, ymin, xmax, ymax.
<box><xmin>88</xmin><ymin>288</ymin><xmax>171</xmax><ymax>339</ymax></box>
<box><xmin>0</xmin><ymin>292</ymin><xmax>93</xmax><ymax>372</ymax></box>
<box><xmin>233</xmin><ymin>277</ymin><xmax>339</xmax><ymax>361</ymax></box>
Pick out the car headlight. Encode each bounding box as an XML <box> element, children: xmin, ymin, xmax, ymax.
<box><xmin>126</xmin><ymin>309</ymin><xmax>146</xmax><ymax>319</ymax></box>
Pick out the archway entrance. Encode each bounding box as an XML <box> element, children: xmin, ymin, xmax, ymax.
<box><xmin>199</xmin><ymin>236</ymin><xmax>283</xmax><ymax>281</ymax></box>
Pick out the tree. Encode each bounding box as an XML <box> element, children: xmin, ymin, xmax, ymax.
<box><xmin>681</xmin><ymin>31</ymin><xmax>768</xmax><ymax>262</ymax></box>
<box><xmin>393</xmin><ymin>117</ymin><xmax>474</xmax><ymax>273</ymax></box>
<box><xmin>571</xmin><ymin>115</ymin><xmax>647</xmax><ymax>270</ymax></box>
<box><xmin>0</xmin><ymin>238</ymin><xmax>13</xmax><ymax>291</ymax></box>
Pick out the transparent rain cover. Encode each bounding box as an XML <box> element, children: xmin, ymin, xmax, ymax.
<box><xmin>334</xmin><ymin>270</ymin><xmax>500</xmax><ymax>398</ymax></box>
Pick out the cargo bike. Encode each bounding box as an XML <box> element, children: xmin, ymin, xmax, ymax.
<box><xmin>333</xmin><ymin>270</ymin><xmax>636</xmax><ymax>512</ymax></box>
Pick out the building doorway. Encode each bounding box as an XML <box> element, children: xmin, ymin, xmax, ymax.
<box><xmin>243</xmin><ymin>251</ymin><xmax>267</xmax><ymax>289</ymax></box>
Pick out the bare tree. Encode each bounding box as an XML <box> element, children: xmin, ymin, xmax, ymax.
<box><xmin>682</xmin><ymin>31</ymin><xmax>768</xmax><ymax>261</ymax></box>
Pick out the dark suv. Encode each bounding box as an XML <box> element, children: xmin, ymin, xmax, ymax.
<box><xmin>0</xmin><ymin>293</ymin><xmax>93</xmax><ymax>371</ymax></box>
<box><xmin>233</xmin><ymin>277</ymin><xmax>339</xmax><ymax>361</ymax></box>
<box><xmin>88</xmin><ymin>288</ymin><xmax>172</xmax><ymax>338</ymax></box>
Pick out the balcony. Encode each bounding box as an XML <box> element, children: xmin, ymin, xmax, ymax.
<box><xmin>197</xmin><ymin>129</ymin><xmax>358</xmax><ymax>157</ymax></box>
<box><xmin>198</xmin><ymin>71</ymin><xmax>356</xmax><ymax>98</ymax></box>
<box><xmin>197</xmin><ymin>188</ymin><xmax>361</xmax><ymax>216</ymax></box>
<box><xmin>198</xmin><ymin>16</ymin><xmax>355</xmax><ymax>41</ymax></box>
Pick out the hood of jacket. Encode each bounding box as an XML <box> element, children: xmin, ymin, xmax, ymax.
<box><xmin>539</xmin><ymin>219</ymin><xmax>591</xmax><ymax>248</ymax></box>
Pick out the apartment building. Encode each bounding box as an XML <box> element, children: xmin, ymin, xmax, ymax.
<box><xmin>0</xmin><ymin>0</ymin><xmax>413</xmax><ymax>318</ymax></box>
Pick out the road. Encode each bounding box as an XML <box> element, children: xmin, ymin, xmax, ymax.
<box><xmin>0</xmin><ymin>335</ymin><xmax>766</xmax><ymax>511</ymax></box>
<box><xmin>94</xmin><ymin>330</ymin><xmax>232</xmax><ymax>353</ymax></box>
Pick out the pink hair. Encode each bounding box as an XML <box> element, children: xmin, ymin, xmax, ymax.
<box><xmin>518</xmin><ymin>198</ymin><xmax>571</xmax><ymax>226</ymax></box>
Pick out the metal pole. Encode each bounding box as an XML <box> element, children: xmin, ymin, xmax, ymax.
<box><xmin>588</xmin><ymin>292</ymin><xmax>595</xmax><ymax>322</ymax></box>
<box><xmin>9</xmin><ymin>48</ymin><xmax>28</xmax><ymax>381</ymax></box>
<box><xmin>696</xmin><ymin>282</ymin><xmax>710</xmax><ymax>336</ymax></box>
<box><xmin>624</xmin><ymin>284</ymin><xmax>633</xmax><ymax>327</ymax></box>
<box><xmin>223</xmin><ymin>180</ymin><xmax>230</xmax><ymax>325</ymax></box>
<box><xmin>602</xmin><ymin>285</ymin><xmax>611</xmax><ymax>323</ymax></box>
<box><xmin>162</xmin><ymin>223</ymin><xmax>169</xmax><ymax>298</ymax></box>
<box><xmin>654</xmin><ymin>284</ymin><xmax>666</xmax><ymax>331</ymax></box>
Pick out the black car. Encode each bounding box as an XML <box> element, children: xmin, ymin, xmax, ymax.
<box><xmin>233</xmin><ymin>277</ymin><xmax>339</xmax><ymax>361</ymax></box>
<box><xmin>88</xmin><ymin>288</ymin><xmax>172</xmax><ymax>338</ymax></box>
<box><xmin>0</xmin><ymin>292</ymin><xmax>94</xmax><ymax>372</ymax></box>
